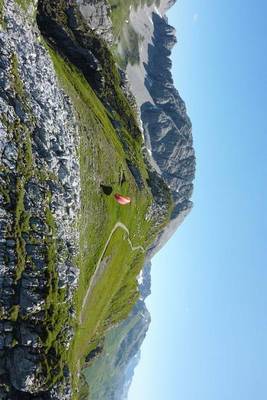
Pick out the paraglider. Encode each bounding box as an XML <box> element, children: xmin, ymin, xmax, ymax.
<box><xmin>100</xmin><ymin>169</ymin><xmax>131</xmax><ymax>205</ymax></box>
<box><xmin>100</xmin><ymin>184</ymin><xmax>131</xmax><ymax>205</ymax></box>
<box><xmin>114</xmin><ymin>193</ymin><xmax>131</xmax><ymax>205</ymax></box>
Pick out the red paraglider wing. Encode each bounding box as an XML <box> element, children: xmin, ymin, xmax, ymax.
<box><xmin>114</xmin><ymin>193</ymin><xmax>131</xmax><ymax>205</ymax></box>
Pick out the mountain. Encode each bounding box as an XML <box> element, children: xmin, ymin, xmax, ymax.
<box><xmin>125</xmin><ymin>0</ymin><xmax>195</xmax><ymax>256</ymax></box>
<box><xmin>0</xmin><ymin>0</ymin><xmax>194</xmax><ymax>398</ymax></box>
<box><xmin>81</xmin><ymin>1</ymin><xmax>195</xmax><ymax>399</ymax></box>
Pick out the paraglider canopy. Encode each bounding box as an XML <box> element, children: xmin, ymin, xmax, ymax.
<box><xmin>114</xmin><ymin>193</ymin><xmax>131</xmax><ymax>205</ymax></box>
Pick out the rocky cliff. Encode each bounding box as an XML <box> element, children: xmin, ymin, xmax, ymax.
<box><xmin>0</xmin><ymin>2</ymin><xmax>80</xmax><ymax>398</ymax></box>
<box><xmin>77</xmin><ymin>0</ymin><xmax>113</xmax><ymax>45</ymax></box>
<box><xmin>126</xmin><ymin>0</ymin><xmax>195</xmax><ymax>256</ymax></box>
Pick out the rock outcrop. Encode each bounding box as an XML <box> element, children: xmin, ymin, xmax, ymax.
<box><xmin>77</xmin><ymin>0</ymin><xmax>113</xmax><ymax>45</ymax></box>
<box><xmin>0</xmin><ymin>1</ymin><xmax>80</xmax><ymax>398</ymax></box>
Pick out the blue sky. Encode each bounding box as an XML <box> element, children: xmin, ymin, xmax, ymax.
<box><xmin>128</xmin><ymin>1</ymin><xmax>267</xmax><ymax>399</ymax></box>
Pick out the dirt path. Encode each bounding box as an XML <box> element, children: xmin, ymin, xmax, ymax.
<box><xmin>79</xmin><ymin>222</ymin><xmax>145</xmax><ymax>323</ymax></box>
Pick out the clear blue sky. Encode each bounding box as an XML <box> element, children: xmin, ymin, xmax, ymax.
<box><xmin>128</xmin><ymin>1</ymin><xmax>267</xmax><ymax>399</ymax></box>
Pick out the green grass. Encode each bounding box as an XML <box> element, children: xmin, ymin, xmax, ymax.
<box><xmin>43</xmin><ymin>202</ymin><xmax>71</xmax><ymax>387</ymax></box>
<box><xmin>15</xmin><ymin>0</ymin><xmax>33</xmax><ymax>11</ymax></box>
<box><xmin>13</xmin><ymin>128</ymin><xmax>33</xmax><ymax>281</ymax></box>
<box><xmin>10</xmin><ymin>54</ymin><xmax>27</xmax><ymax>103</ymax></box>
<box><xmin>1</xmin><ymin>5</ymin><xmax>172</xmax><ymax>395</ymax></box>
<box><xmin>46</xmin><ymin>45</ymin><xmax>171</xmax><ymax>398</ymax></box>
<box><xmin>75</xmin><ymin>228</ymin><xmax>139</xmax><ymax>348</ymax></box>
<box><xmin>0</xmin><ymin>0</ymin><xmax>4</xmax><ymax>27</ymax></box>
<box><xmin>71</xmin><ymin>227</ymin><xmax>145</xmax><ymax>398</ymax></box>
<box><xmin>7</xmin><ymin>59</ymin><xmax>34</xmax><ymax>283</ymax></box>
<box><xmin>38</xmin><ymin>0</ymin><xmax>142</xmax><ymax>141</ymax></box>
<box><xmin>3</xmin><ymin>52</ymin><xmax>69</xmax><ymax>386</ymax></box>
<box><xmin>10</xmin><ymin>305</ymin><xmax>20</xmax><ymax>321</ymax></box>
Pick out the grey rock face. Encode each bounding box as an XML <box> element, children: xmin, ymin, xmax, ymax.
<box><xmin>77</xmin><ymin>0</ymin><xmax>113</xmax><ymax>45</ymax></box>
<box><xmin>7</xmin><ymin>347</ymin><xmax>46</xmax><ymax>393</ymax></box>
<box><xmin>126</xmin><ymin>5</ymin><xmax>195</xmax><ymax>255</ymax></box>
<box><xmin>0</xmin><ymin>0</ymin><xmax>80</xmax><ymax>397</ymax></box>
<box><xmin>142</xmin><ymin>12</ymin><xmax>195</xmax><ymax>254</ymax></box>
<box><xmin>143</xmin><ymin>13</ymin><xmax>195</xmax><ymax>210</ymax></box>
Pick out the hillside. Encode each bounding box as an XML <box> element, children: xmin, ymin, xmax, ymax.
<box><xmin>0</xmin><ymin>0</ymin><xmax>194</xmax><ymax>399</ymax></box>
<box><xmin>81</xmin><ymin>1</ymin><xmax>195</xmax><ymax>399</ymax></box>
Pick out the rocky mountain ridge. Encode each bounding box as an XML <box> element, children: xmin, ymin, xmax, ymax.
<box><xmin>126</xmin><ymin>1</ymin><xmax>195</xmax><ymax>256</ymax></box>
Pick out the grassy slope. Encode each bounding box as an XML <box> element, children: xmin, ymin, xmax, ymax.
<box><xmin>0</xmin><ymin>0</ymin><xmax>4</xmax><ymax>25</ymax></box>
<box><xmin>1</xmin><ymin>0</ymin><xmax>171</xmax><ymax>396</ymax></box>
<box><xmin>48</xmin><ymin>48</ymin><xmax>170</xmax><ymax>398</ymax></box>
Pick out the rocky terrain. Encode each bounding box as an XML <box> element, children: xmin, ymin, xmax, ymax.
<box><xmin>0</xmin><ymin>0</ymin><xmax>194</xmax><ymax>399</ymax></box>
<box><xmin>77</xmin><ymin>0</ymin><xmax>113</xmax><ymax>45</ymax></box>
<box><xmin>0</xmin><ymin>1</ymin><xmax>80</xmax><ymax>398</ymax></box>
<box><xmin>126</xmin><ymin>0</ymin><xmax>195</xmax><ymax>256</ymax></box>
